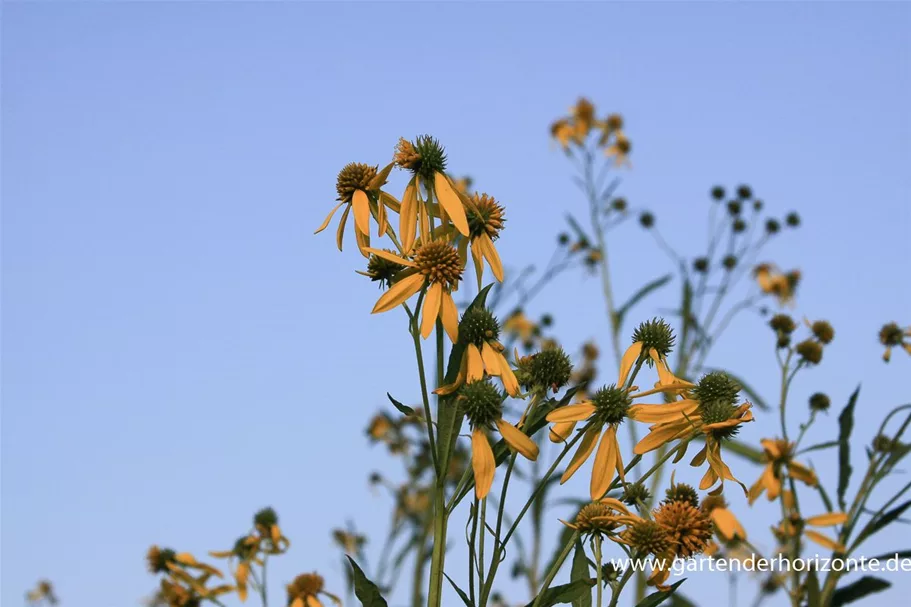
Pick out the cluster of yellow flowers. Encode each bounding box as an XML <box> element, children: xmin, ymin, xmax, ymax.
<box><xmin>550</xmin><ymin>98</ymin><xmax>631</xmax><ymax>166</ymax></box>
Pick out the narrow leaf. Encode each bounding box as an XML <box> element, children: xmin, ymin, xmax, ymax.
<box><xmin>346</xmin><ymin>556</ymin><xmax>388</xmax><ymax>607</ymax></box>
<box><xmin>523</xmin><ymin>580</ymin><xmax>594</xmax><ymax>607</ymax></box>
<box><xmin>798</xmin><ymin>440</ymin><xmax>839</xmax><ymax>455</ymax></box>
<box><xmin>862</xmin><ymin>500</ymin><xmax>911</xmax><ymax>542</ymax></box>
<box><xmin>870</xmin><ymin>550</ymin><xmax>911</xmax><ymax>560</ymax></box>
<box><xmin>571</xmin><ymin>540</ymin><xmax>592</xmax><ymax>607</ymax></box>
<box><xmin>444</xmin><ymin>573</ymin><xmax>474</xmax><ymax>607</ymax></box>
<box><xmin>837</xmin><ymin>387</ymin><xmax>861</xmax><ymax>509</ymax></box>
<box><xmin>831</xmin><ymin>576</ymin><xmax>890</xmax><ymax>606</ymax></box>
<box><xmin>635</xmin><ymin>579</ymin><xmax>686</xmax><ymax>607</ymax></box>
<box><xmin>806</xmin><ymin>569</ymin><xmax>821</xmax><ymax>607</ymax></box>
<box><xmin>386</xmin><ymin>393</ymin><xmax>414</xmax><ymax>416</ymax></box>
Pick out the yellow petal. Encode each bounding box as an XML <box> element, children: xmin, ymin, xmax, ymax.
<box><xmin>421</xmin><ymin>282</ymin><xmax>443</xmax><ymax>338</ymax></box>
<box><xmin>376</xmin><ymin>197</ymin><xmax>387</xmax><ymax>236</ymax></box>
<box><xmin>619</xmin><ymin>342</ymin><xmax>643</xmax><ymax>387</ymax></box>
<box><xmin>561</xmin><ymin>426</ymin><xmax>600</xmax><ymax>483</ymax></box>
<box><xmin>355</xmin><ymin>224</ymin><xmax>370</xmax><ymax>257</ymax></box>
<box><xmin>175</xmin><ymin>552</ymin><xmax>197</xmax><ymax>565</ymax></box>
<box><xmin>400</xmin><ymin>181</ymin><xmax>417</xmax><ymax>253</ymax></box>
<box><xmin>352</xmin><ymin>189</ymin><xmax>371</xmax><ymax>236</ymax></box>
<box><xmin>472</xmin><ymin>427</ymin><xmax>496</xmax><ymax>498</ymax></box>
<box><xmin>306</xmin><ymin>597</ymin><xmax>324</xmax><ymax>607</ymax></box>
<box><xmin>315</xmin><ymin>202</ymin><xmax>344</xmax><ymax>234</ymax></box>
<box><xmin>712</xmin><ymin>508</ymin><xmax>747</xmax><ymax>541</ymax></box>
<box><xmin>480</xmin><ymin>233</ymin><xmax>504</xmax><ymax>282</ymax></box>
<box><xmin>372</xmin><ymin>273</ymin><xmax>425</xmax><ymax>313</ymax></box>
<box><xmin>440</xmin><ymin>292</ymin><xmax>459</xmax><ymax>342</ymax></box>
<box><xmin>335</xmin><ymin>204</ymin><xmax>350</xmax><ymax>251</ymax></box>
<box><xmin>470</xmin><ymin>238</ymin><xmax>485</xmax><ymax>290</ymax></box>
<box><xmin>546</xmin><ymin>402</ymin><xmax>596</xmax><ymax>423</ymax></box>
<box><xmin>434</xmin><ymin>172</ymin><xmax>469</xmax><ymax>236</ymax></box>
<box><xmin>805</xmin><ymin>530</ymin><xmax>845</xmax><ymax>552</ymax></box>
<box><xmin>549</xmin><ymin>420</ymin><xmax>577</xmax><ymax>442</ymax></box>
<box><xmin>497</xmin><ymin>419</ymin><xmax>539</xmax><ymax>460</ymax></box>
<box><xmin>590</xmin><ymin>427</ymin><xmax>617</xmax><ymax>500</ymax></box>
<box><xmin>806</xmin><ymin>512</ymin><xmax>848</xmax><ymax>527</ymax></box>
<box><xmin>634</xmin><ymin>422</ymin><xmax>689</xmax><ymax>454</ymax></box>
<box><xmin>291</xmin><ymin>599</ymin><xmax>305</xmax><ymax>607</ymax></box>
<box><xmin>363</xmin><ymin>247</ymin><xmax>416</xmax><ymax>267</ymax></box>
<box><xmin>481</xmin><ymin>341</ymin><xmax>502</xmax><ymax>375</ymax></box>
<box><xmin>369</xmin><ymin>161</ymin><xmax>394</xmax><ymax>190</ymax></box>
<box><xmin>628</xmin><ymin>400</ymin><xmax>699</xmax><ymax>423</ymax></box>
<box><xmin>467</xmin><ymin>344</ymin><xmax>484</xmax><ymax>381</ymax></box>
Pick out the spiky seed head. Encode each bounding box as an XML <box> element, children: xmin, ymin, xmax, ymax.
<box><xmin>336</xmin><ymin>163</ymin><xmax>378</xmax><ymax>203</ymax></box>
<box><xmin>458</xmin><ymin>380</ymin><xmax>503</xmax><ymax>429</ymax></box>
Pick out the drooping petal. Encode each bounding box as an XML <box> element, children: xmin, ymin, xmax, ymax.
<box><xmin>434</xmin><ymin>172</ymin><xmax>470</xmax><ymax>236</ymax></box>
<box><xmin>619</xmin><ymin>342</ymin><xmax>643</xmax><ymax>387</ymax></box>
<box><xmin>561</xmin><ymin>426</ymin><xmax>600</xmax><ymax>484</ymax></box>
<box><xmin>498</xmin><ymin>354</ymin><xmax>520</xmax><ymax>397</ymax></box>
<box><xmin>590</xmin><ymin>427</ymin><xmax>618</xmax><ymax>499</ymax></box>
<box><xmin>480</xmin><ymin>233</ymin><xmax>504</xmax><ymax>282</ymax></box>
<box><xmin>355</xmin><ymin>223</ymin><xmax>370</xmax><ymax>257</ymax></box>
<box><xmin>467</xmin><ymin>344</ymin><xmax>484</xmax><ymax>381</ymax></box>
<box><xmin>806</xmin><ymin>512</ymin><xmax>848</xmax><ymax>527</ymax></box>
<box><xmin>788</xmin><ymin>461</ymin><xmax>818</xmax><ymax>487</ymax></box>
<box><xmin>352</xmin><ymin>189</ymin><xmax>371</xmax><ymax>236</ymax></box>
<box><xmin>335</xmin><ymin>205</ymin><xmax>350</xmax><ymax>251</ymax></box>
<box><xmin>364</xmin><ymin>247</ymin><xmax>416</xmax><ymax>267</ymax></box>
<box><xmin>546</xmin><ymin>402</ymin><xmax>597</xmax><ymax>423</ymax></box>
<box><xmin>421</xmin><ymin>282</ymin><xmax>443</xmax><ymax>338</ymax></box>
<box><xmin>549</xmin><ymin>420</ymin><xmax>577</xmax><ymax>442</ymax></box>
<box><xmin>634</xmin><ymin>421</ymin><xmax>690</xmax><ymax>454</ymax></box>
<box><xmin>315</xmin><ymin>202</ymin><xmax>344</xmax><ymax>234</ymax></box>
<box><xmin>472</xmin><ymin>427</ymin><xmax>496</xmax><ymax>498</ymax></box>
<box><xmin>400</xmin><ymin>181</ymin><xmax>418</xmax><ymax>253</ymax></box>
<box><xmin>481</xmin><ymin>341</ymin><xmax>502</xmax><ymax>375</ymax></box>
<box><xmin>711</xmin><ymin>508</ymin><xmax>747</xmax><ymax>540</ymax></box>
<box><xmin>497</xmin><ymin>419</ymin><xmax>539</xmax><ymax>460</ymax></box>
<box><xmin>804</xmin><ymin>530</ymin><xmax>845</xmax><ymax>552</ymax></box>
<box><xmin>440</xmin><ymin>292</ymin><xmax>459</xmax><ymax>342</ymax></box>
<box><xmin>470</xmin><ymin>238</ymin><xmax>485</xmax><ymax>290</ymax></box>
<box><xmin>372</xmin><ymin>273</ymin><xmax>425</xmax><ymax>313</ymax></box>
<box><xmin>306</xmin><ymin>596</ymin><xmax>324</xmax><ymax>607</ymax></box>
<box><xmin>628</xmin><ymin>400</ymin><xmax>699</xmax><ymax>423</ymax></box>
<box><xmin>291</xmin><ymin>598</ymin><xmax>305</xmax><ymax>607</ymax></box>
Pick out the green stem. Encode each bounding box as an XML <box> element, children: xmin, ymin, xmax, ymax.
<box><xmin>595</xmin><ymin>534</ymin><xmax>604</xmax><ymax>607</ymax></box>
<box><xmin>531</xmin><ymin>531</ymin><xmax>579</xmax><ymax>607</ymax></box>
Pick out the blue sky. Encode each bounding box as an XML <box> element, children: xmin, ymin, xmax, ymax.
<box><xmin>3</xmin><ymin>2</ymin><xmax>910</xmax><ymax>606</ymax></box>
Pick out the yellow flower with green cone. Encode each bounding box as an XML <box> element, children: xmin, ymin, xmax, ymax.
<box><xmin>459</xmin><ymin>379</ymin><xmax>538</xmax><ymax>499</ymax></box>
<box><xmin>435</xmin><ymin>307</ymin><xmax>519</xmax><ymax>397</ymax></box>
<box><xmin>366</xmin><ymin>241</ymin><xmax>462</xmax><ymax>341</ymax></box>
<box><xmin>286</xmin><ymin>572</ymin><xmax>341</xmax><ymax>607</ymax></box>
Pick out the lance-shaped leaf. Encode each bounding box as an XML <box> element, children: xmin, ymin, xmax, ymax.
<box><xmin>346</xmin><ymin>556</ymin><xmax>388</xmax><ymax>607</ymax></box>
<box><xmin>635</xmin><ymin>579</ymin><xmax>686</xmax><ymax>607</ymax></box>
<box><xmin>523</xmin><ymin>580</ymin><xmax>594</xmax><ymax>607</ymax></box>
<box><xmin>444</xmin><ymin>573</ymin><xmax>474</xmax><ymax>607</ymax></box>
<box><xmin>837</xmin><ymin>387</ymin><xmax>861</xmax><ymax>509</ymax></box>
<box><xmin>831</xmin><ymin>576</ymin><xmax>891</xmax><ymax>606</ymax></box>
<box><xmin>615</xmin><ymin>274</ymin><xmax>672</xmax><ymax>330</ymax></box>
<box><xmin>571</xmin><ymin>540</ymin><xmax>592</xmax><ymax>607</ymax></box>
<box><xmin>386</xmin><ymin>392</ymin><xmax>414</xmax><ymax>416</ymax></box>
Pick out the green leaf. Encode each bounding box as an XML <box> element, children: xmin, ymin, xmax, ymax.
<box><xmin>799</xmin><ymin>440</ymin><xmax>839</xmax><ymax>455</ymax></box>
<box><xmin>346</xmin><ymin>556</ymin><xmax>388</xmax><ymax>607</ymax></box>
<box><xmin>523</xmin><ymin>580</ymin><xmax>594</xmax><ymax>607</ymax></box>
<box><xmin>837</xmin><ymin>387</ymin><xmax>861</xmax><ymax>509</ymax></box>
<box><xmin>444</xmin><ymin>573</ymin><xmax>474</xmax><ymax>607</ymax></box>
<box><xmin>437</xmin><ymin>284</ymin><xmax>493</xmax><ymax>476</ymax></box>
<box><xmin>615</xmin><ymin>274</ymin><xmax>673</xmax><ymax>328</ymax></box>
<box><xmin>723</xmin><ymin>438</ymin><xmax>764</xmax><ymax>463</ymax></box>
<box><xmin>635</xmin><ymin>579</ymin><xmax>686</xmax><ymax>607</ymax></box>
<box><xmin>706</xmin><ymin>369</ymin><xmax>771</xmax><ymax>411</ymax></box>
<box><xmin>570</xmin><ymin>540</ymin><xmax>592</xmax><ymax>607</ymax></box>
<box><xmin>806</xmin><ymin>569</ymin><xmax>822</xmax><ymax>607</ymax></box>
<box><xmin>386</xmin><ymin>392</ymin><xmax>414</xmax><ymax>416</ymax></box>
<box><xmin>861</xmin><ymin>499</ymin><xmax>911</xmax><ymax>542</ymax></box>
<box><xmin>831</xmin><ymin>576</ymin><xmax>891</xmax><ymax>606</ymax></box>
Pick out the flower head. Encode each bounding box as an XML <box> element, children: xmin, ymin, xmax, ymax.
<box><xmin>464</xmin><ymin>193</ymin><xmax>506</xmax><ymax>286</ymax></box>
<box><xmin>459</xmin><ymin>379</ymin><xmax>538</xmax><ymax>498</ymax></box>
<box><xmin>315</xmin><ymin>162</ymin><xmax>395</xmax><ymax>255</ymax></box>
<box><xmin>749</xmin><ymin>438</ymin><xmax>817</xmax><ymax>504</ymax></box>
<box><xmin>435</xmin><ymin>307</ymin><xmax>519</xmax><ymax>396</ymax></box>
<box><xmin>879</xmin><ymin>322</ymin><xmax>911</xmax><ymax>362</ymax></box>
<box><xmin>287</xmin><ymin>572</ymin><xmax>341</xmax><ymax>607</ymax></box>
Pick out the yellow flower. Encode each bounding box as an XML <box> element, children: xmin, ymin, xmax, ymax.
<box><xmin>253</xmin><ymin>507</ymin><xmax>290</xmax><ymax>554</ymax></box>
<box><xmin>459</xmin><ymin>379</ymin><xmax>539</xmax><ymax>499</ymax></box>
<box><xmin>463</xmin><ymin>193</ymin><xmax>506</xmax><ymax>288</ymax></box>
<box><xmin>287</xmin><ymin>573</ymin><xmax>341</xmax><ymax>607</ymax></box>
<box><xmin>605</xmin><ymin>131</ymin><xmax>631</xmax><ymax>167</ymax></box>
<box><xmin>545</xmin><ymin>342</ymin><xmax>645</xmax><ymax>500</ymax></box>
<box><xmin>570</xmin><ymin>98</ymin><xmax>596</xmax><ymax>143</ymax></box>
<box><xmin>631</xmin><ymin>371</ymin><xmax>754</xmax><ymax>495</ymax></box>
<box><xmin>315</xmin><ymin>162</ymin><xmax>396</xmax><ymax>256</ymax></box>
<box><xmin>653</xmin><ymin>498</ymin><xmax>714</xmax><ymax>558</ymax></box>
<box><xmin>394</xmin><ymin>136</ymin><xmax>471</xmax><ymax>253</ymax></box>
<box><xmin>550</xmin><ymin>118</ymin><xmax>575</xmax><ymax>150</ymax></box>
<box><xmin>749</xmin><ymin>438</ymin><xmax>817</xmax><ymax>504</ymax></box>
<box><xmin>366</xmin><ymin>242</ymin><xmax>462</xmax><ymax>341</ymax></box>
<box><xmin>26</xmin><ymin>580</ymin><xmax>57</xmax><ymax>605</ymax></box>
<box><xmin>559</xmin><ymin>497</ymin><xmax>630</xmax><ymax>534</ymax></box>
<box><xmin>754</xmin><ymin>263</ymin><xmax>800</xmax><ymax>306</ymax></box>
<box><xmin>435</xmin><ymin>307</ymin><xmax>519</xmax><ymax>397</ymax></box>
<box><xmin>701</xmin><ymin>494</ymin><xmax>747</xmax><ymax>542</ymax></box>
<box><xmin>879</xmin><ymin>321</ymin><xmax>911</xmax><ymax>362</ymax></box>
<box><xmin>209</xmin><ymin>536</ymin><xmax>261</xmax><ymax>602</ymax></box>
<box><xmin>780</xmin><ymin>511</ymin><xmax>848</xmax><ymax>552</ymax></box>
